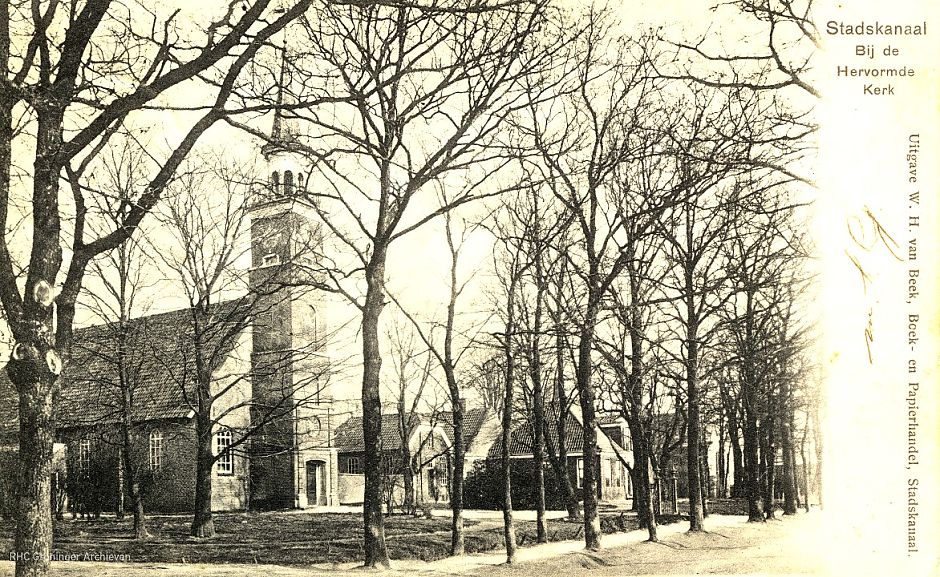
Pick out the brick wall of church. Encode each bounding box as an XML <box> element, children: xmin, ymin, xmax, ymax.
<box><xmin>59</xmin><ymin>419</ymin><xmax>248</xmax><ymax>514</ymax></box>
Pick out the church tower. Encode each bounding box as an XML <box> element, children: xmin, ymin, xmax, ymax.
<box><xmin>247</xmin><ymin>52</ymin><xmax>336</xmax><ymax>509</ymax></box>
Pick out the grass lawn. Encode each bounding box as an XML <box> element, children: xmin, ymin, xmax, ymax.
<box><xmin>0</xmin><ymin>509</ymin><xmax>658</xmax><ymax>566</ymax></box>
<box><xmin>675</xmin><ymin>497</ymin><xmax>790</xmax><ymax>516</ymax></box>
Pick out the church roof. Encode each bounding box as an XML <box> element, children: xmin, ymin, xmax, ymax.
<box><xmin>0</xmin><ymin>300</ymin><xmax>248</xmax><ymax>437</ymax></box>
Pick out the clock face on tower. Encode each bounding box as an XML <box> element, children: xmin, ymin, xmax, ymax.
<box><xmin>262</xmin><ymin>229</ymin><xmax>285</xmax><ymax>251</ymax></box>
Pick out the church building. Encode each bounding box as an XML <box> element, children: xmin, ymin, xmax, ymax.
<box><xmin>0</xmin><ymin>101</ymin><xmax>347</xmax><ymax>513</ymax></box>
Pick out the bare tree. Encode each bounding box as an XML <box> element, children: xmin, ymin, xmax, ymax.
<box><xmin>519</xmin><ymin>12</ymin><xmax>664</xmax><ymax>549</ymax></box>
<box><xmin>718</xmin><ymin>189</ymin><xmax>811</xmax><ymax>521</ymax></box>
<box><xmin>237</xmin><ymin>1</ymin><xmax>562</xmax><ymax>566</ymax></box>
<box><xmin>385</xmin><ymin>319</ymin><xmax>437</xmax><ymax>516</ymax></box>
<box><xmin>665</xmin><ymin>0</ymin><xmax>819</xmax><ymax>98</ymax></box>
<box><xmin>543</xmin><ymin>246</ymin><xmax>581</xmax><ymax>520</ymax></box>
<box><xmin>0</xmin><ymin>2</ymin><xmax>314</xmax><ymax>574</ymax></box>
<box><xmin>651</xmin><ymin>64</ymin><xmax>809</xmax><ymax>528</ymax></box>
<box><xmin>516</xmin><ymin>190</ymin><xmax>552</xmax><ymax>544</ymax></box>
<box><xmin>77</xmin><ymin>143</ymin><xmax>159</xmax><ymax>539</ymax></box>
<box><xmin>591</xmin><ymin>110</ymin><xmax>690</xmax><ymax>542</ymax></box>
<box><xmin>156</xmin><ymin>160</ymin><xmax>327</xmax><ymax>538</ymax></box>
<box><xmin>489</xmin><ymin>198</ymin><xmax>529</xmax><ymax>564</ymax></box>
<box><xmin>654</xmin><ymin>99</ymin><xmax>743</xmax><ymax>532</ymax></box>
<box><xmin>491</xmin><ymin>180</ymin><xmax>564</xmax><ymax>544</ymax></box>
<box><xmin>390</xmin><ymin>206</ymin><xmax>491</xmax><ymax>555</ymax></box>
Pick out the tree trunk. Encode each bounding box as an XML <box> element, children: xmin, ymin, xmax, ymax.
<box><xmin>627</xmin><ymin>464</ymin><xmax>638</xmax><ymax>511</ymax></box>
<box><xmin>526</xmin><ymin>226</ymin><xmax>549</xmax><ymax>544</ymax></box>
<box><xmin>120</xmin><ymin>426</ymin><xmax>149</xmax><ymax>539</ymax></box>
<box><xmin>128</xmin><ymin>473</ymin><xmax>149</xmax><ymax>539</ymax></box>
<box><xmin>10</xmin><ymin>125</ymin><xmax>67</xmax><ymax>573</ymax></box>
<box><xmin>743</xmin><ymin>402</ymin><xmax>763</xmax><ymax>521</ymax></box>
<box><xmin>699</xmin><ymin>451</ymin><xmax>710</xmax><ymax>517</ymax></box>
<box><xmin>402</xmin><ymin>460</ymin><xmax>416</xmax><ymax>516</ymax></box>
<box><xmin>800</xmin><ymin>419</ymin><xmax>811</xmax><ymax>512</ymax></box>
<box><xmin>729</xmin><ymin>416</ymin><xmax>745</xmax><ymax>498</ymax></box>
<box><xmin>627</xmin><ymin>420</ymin><xmax>648</xmax><ymax>526</ymax></box>
<box><xmin>640</xmin><ymin>449</ymin><xmax>658</xmax><ymax>542</ymax></box>
<box><xmin>717</xmin><ymin>416</ymin><xmax>726</xmax><ymax>498</ymax></box>
<box><xmin>361</xmin><ymin>254</ymin><xmax>390</xmax><ymax>568</ymax></box>
<box><xmin>543</xmin><ymin>430</ymin><xmax>579</xmax><ymax>520</ymax></box>
<box><xmin>116</xmin><ymin>449</ymin><xmax>125</xmax><ymax>519</ymax></box>
<box><xmin>575</xmin><ymin>315</ymin><xmax>602</xmax><ymax>551</ymax></box>
<box><xmin>11</xmin><ymin>367</ymin><xmax>56</xmax><ymax>577</ymax></box>
<box><xmin>449</xmin><ymin>397</ymin><xmax>465</xmax><ymax>555</ymax></box>
<box><xmin>685</xmin><ymin>318</ymin><xmax>705</xmax><ymax>532</ymax></box>
<box><xmin>781</xmin><ymin>409</ymin><xmax>798</xmax><ymax>515</ymax></box>
<box><xmin>625</xmin><ymin>293</ymin><xmax>656</xmax><ymax>542</ymax></box>
<box><xmin>763</xmin><ymin>414</ymin><xmax>777</xmax><ymax>520</ymax></box>
<box><xmin>532</xmin><ymin>392</ymin><xmax>547</xmax><ymax>543</ymax></box>
<box><xmin>501</xmin><ymin>313</ymin><xmax>517</xmax><ymax>564</ymax></box>
<box><xmin>530</xmin><ymin>293</ymin><xmax>547</xmax><ymax>543</ymax></box>
<box><xmin>191</xmin><ymin>417</ymin><xmax>215</xmax><ymax>538</ymax></box>
<box><xmin>553</xmin><ymin>323</ymin><xmax>580</xmax><ymax>520</ymax></box>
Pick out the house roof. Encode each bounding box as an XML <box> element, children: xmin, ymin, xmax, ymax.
<box><xmin>439</xmin><ymin>407</ymin><xmax>490</xmax><ymax>448</ymax></box>
<box><xmin>486</xmin><ymin>407</ymin><xmax>627</xmax><ymax>459</ymax></box>
<box><xmin>333</xmin><ymin>407</ymin><xmax>489</xmax><ymax>453</ymax></box>
<box><xmin>597</xmin><ymin>413</ymin><xmax>624</xmax><ymax>426</ymax></box>
<box><xmin>333</xmin><ymin>413</ymin><xmax>421</xmax><ymax>452</ymax></box>
<box><xmin>0</xmin><ymin>300</ymin><xmax>248</xmax><ymax>435</ymax></box>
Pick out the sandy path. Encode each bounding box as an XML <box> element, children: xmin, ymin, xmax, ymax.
<box><xmin>0</xmin><ymin>512</ymin><xmax>824</xmax><ymax>577</ymax></box>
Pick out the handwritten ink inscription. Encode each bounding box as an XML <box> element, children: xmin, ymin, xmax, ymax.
<box><xmin>845</xmin><ymin>206</ymin><xmax>903</xmax><ymax>362</ymax></box>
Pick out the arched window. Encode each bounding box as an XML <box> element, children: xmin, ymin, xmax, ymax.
<box><xmin>270</xmin><ymin>171</ymin><xmax>280</xmax><ymax>195</ymax></box>
<box><xmin>149</xmin><ymin>430</ymin><xmax>163</xmax><ymax>471</ymax></box>
<box><xmin>216</xmin><ymin>428</ymin><xmax>234</xmax><ymax>476</ymax></box>
<box><xmin>78</xmin><ymin>439</ymin><xmax>91</xmax><ymax>473</ymax></box>
<box><xmin>284</xmin><ymin>170</ymin><xmax>294</xmax><ymax>195</ymax></box>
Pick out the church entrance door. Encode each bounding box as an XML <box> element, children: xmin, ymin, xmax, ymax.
<box><xmin>306</xmin><ymin>460</ymin><xmax>325</xmax><ymax>506</ymax></box>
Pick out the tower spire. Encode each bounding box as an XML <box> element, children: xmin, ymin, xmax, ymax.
<box><xmin>271</xmin><ymin>41</ymin><xmax>288</xmax><ymax>142</ymax></box>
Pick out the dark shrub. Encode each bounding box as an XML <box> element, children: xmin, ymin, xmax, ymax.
<box><xmin>68</xmin><ymin>455</ymin><xmax>118</xmax><ymax>519</ymax></box>
<box><xmin>463</xmin><ymin>459</ymin><xmax>580</xmax><ymax>510</ymax></box>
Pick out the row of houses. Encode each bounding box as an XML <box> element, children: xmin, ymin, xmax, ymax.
<box><xmin>1</xmin><ymin>367</ymin><xmax>632</xmax><ymax>514</ymax></box>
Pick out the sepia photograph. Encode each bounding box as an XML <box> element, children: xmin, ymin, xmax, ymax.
<box><xmin>0</xmin><ymin>1</ymin><xmax>936</xmax><ymax>576</ymax></box>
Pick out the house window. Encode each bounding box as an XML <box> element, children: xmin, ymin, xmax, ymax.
<box><xmin>216</xmin><ymin>429</ymin><xmax>234</xmax><ymax>476</ymax></box>
<box><xmin>345</xmin><ymin>456</ymin><xmax>362</xmax><ymax>474</ymax></box>
<box><xmin>78</xmin><ymin>439</ymin><xmax>91</xmax><ymax>474</ymax></box>
<box><xmin>149</xmin><ymin>430</ymin><xmax>163</xmax><ymax>471</ymax></box>
<box><xmin>576</xmin><ymin>458</ymin><xmax>584</xmax><ymax>487</ymax></box>
<box><xmin>262</xmin><ymin>253</ymin><xmax>280</xmax><ymax>267</ymax></box>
